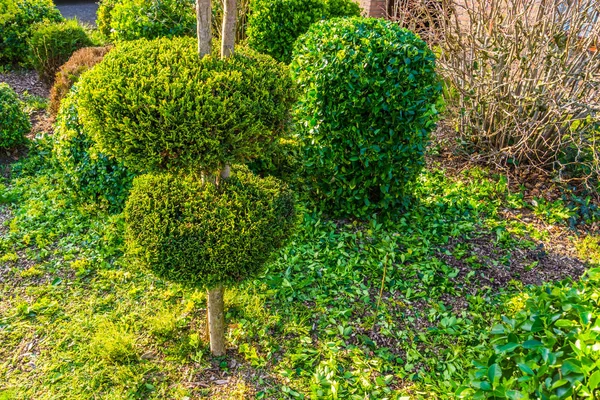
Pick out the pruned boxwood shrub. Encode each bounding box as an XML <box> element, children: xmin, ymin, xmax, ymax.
<box><xmin>98</xmin><ymin>0</ymin><xmax>196</xmax><ymax>42</ymax></box>
<box><xmin>125</xmin><ymin>168</ymin><xmax>296</xmax><ymax>288</ymax></box>
<box><xmin>246</xmin><ymin>0</ymin><xmax>361</xmax><ymax>63</ymax></box>
<box><xmin>27</xmin><ymin>19</ymin><xmax>93</xmax><ymax>84</ymax></box>
<box><xmin>247</xmin><ymin>137</ymin><xmax>301</xmax><ymax>183</ymax></box>
<box><xmin>77</xmin><ymin>37</ymin><xmax>295</xmax><ymax>174</ymax></box>
<box><xmin>0</xmin><ymin>0</ymin><xmax>63</xmax><ymax>64</ymax></box>
<box><xmin>0</xmin><ymin>83</ymin><xmax>30</xmax><ymax>149</ymax></box>
<box><xmin>292</xmin><ymin>17</ymin><xmax>441</xmax><ymax>218</ymax></box>
<box><xmin>49</xmin><ymin>46</ymin><xmax>111</xmax><ymax>118</ymax></box>
<box><xmin>53</xmin><ymin>87</ymin><xmax>135</xmax><ymax>211</ymax></box>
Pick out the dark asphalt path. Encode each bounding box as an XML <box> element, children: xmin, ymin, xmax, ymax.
<box><xmin>56</xmin><ymin>2</ymin><xmax>98</xmax><ymax>27</ymax></box>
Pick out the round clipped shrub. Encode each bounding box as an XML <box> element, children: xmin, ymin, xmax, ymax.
<box><xmin>100</xmin><ymin>0</ymin><xmax>196</xmax><ymax>41</ymax></box>
<box><xmin>124</xmin><ymin>169</ymin><xmax>296</xmax><ymax>288</ymax></box>
<box><xmin>77</xmin><ymin>36</ymin><xmax>295</xmax><ymax>174</ymax></box>
<box><xmin>53</xmin><ymin>87</ymin><xmax>135</xmax><ymax>211</ymax></box>
<box><xmin>246</xmin><ymin>0</ymin><xmax>361</xmax><ymax>63</ymax></box>
<box><xmin>27</xmin><ymin>19</ymin><xmax>93</xmax><ymax>83</ymax></box>
<box><xmin>49</xmin><ymin>46</ymin><xmax>111</xmax><ymax>118</ymax></box>
<box><xmin>292</xmin><ymin>18</ymin><xmax>442</xmax><ymax>218</ymax></box>
<box><xmin>0</xmin><ymin>83</ymin><xmax>30</xmax><ymax>149</ymax></box>
<box><xmin>0</xmin><ymin>0</ymin><xmax>63</xmax><ymax>64</ymax></box>
<box><xmin>247</xmin><ymin>137</ymin><xmax>301</xmax><ymax>183</ymax></box>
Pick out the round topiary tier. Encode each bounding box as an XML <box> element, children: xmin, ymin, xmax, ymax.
<box><xmin>124</xmin><ymin>168</ymin><xmax>296</xmax><ymax>288</ymax></box>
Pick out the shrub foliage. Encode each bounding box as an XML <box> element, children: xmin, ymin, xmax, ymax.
<box><xmin>292</xmin><ymin>17</ymin><xmax>441</xmax><ymax>218</ymax></box>
<box><xmin>0</xmin><ymin>0</ymin><xmax>63</xmax><ymax>64</ymax></box>
<box><xmin>27</xmin><ymin>19</ymin><xmax>92</xmax><ymax>84</ymax></box>
<box><xmin>246</xmin><ymin>0</ymin><xmax>361</xmax><ymax>63</ymax></box>
<box><xmin>97</xmin><ymin>0</ymin><xmax>196</xmax><ymax>41</ymax></box>
<box><xmin>77</xmin><ymin>37</ymin><xmax>295</xmax><ymax>174</ymax></box>
<box><xmin>49</xmin><ymin>46</ymin><xmax>111</xmax><ymax>118</ymax></box>
<box><xmin>0</xmin><ymin>83</ymin><xmax>30</xmax><ymax>149</ymax></box>
<box><xmin>125</xmin><ymin>169</ymin><xmax>296</xmax><ymax>288</ymax></box>
<box><xmin>53</xmin><ymin>87</ymin><xmax>135</xmax><ymax>211</ymax></box>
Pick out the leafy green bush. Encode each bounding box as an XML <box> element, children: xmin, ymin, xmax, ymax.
<box><xmin>463</xmin><ymin>267</ymin><xmax>600</xmax><ymax>399</ymax></box>
<box><xmin>77</xmin><ymin>36</ymin><xmax>295</xmax><ymax>174</ymax></box>
<box><xmin>125</xmin><ymin>169</ymin><xmax>296</xmax><ymax>288</ymax></box>
<box><xmin>98</xmin><ymin>0</ymin><xmax>196</xmax><ymax>41</ymax></box>
<box><xmin>247</xmin><ymin>137</ymin><xmax>301</xmax><ymax>183</ymax></box>
<box><xmin>53</xmin><ymin>87</ymin><xmax>135</xmax><ymax>211</ymax></box>
<box><xmin>246</xmin><ymin>0</ymin><xmax>361</xmax><ymax>63</ymax></box>
<box><xmin>0</xmin><ymin>0</ymin><xmax>63</xmax><ymax>65</ymax></box>
<box><xmin>27</xmin><ymin>19</ymin><xmax>92</xmax><ymax>83</ymax></box>
<box><xmin>0</xmin><ymin>83</ymin><xmax>30</xmax><ymax>148</ymax></box>
<box><xmin>48</xmin><ymin>46</ymin><xmax>111</xmax><ymax>118</ymax></box>
<box><xmin>291</xmin><ymin>17</ymin><xmax>441</xmax><ymax>218</ymax></box>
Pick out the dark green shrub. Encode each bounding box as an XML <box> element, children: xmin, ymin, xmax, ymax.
<box><xmin>247</xmin><ymin>137</ymin><xmax>301</xmax><ymax>183</ymax></box>
<box><xmin>77</xmin><ymin>36</ymin><xmax>295</xmax><ymax>174</ymax></box>
<box><xmin>48</xmin><ymin>46</ymin><xmax>111</xmax><ymax>118</ymax></box>
<box><xmin>27</xmin><ymin>19</ymin><xmax>93</xmax><ymax>84</ymax></box>
<box><xmin>463</xmin><ymin>267</ymin><xmax>600</xmax><ymax>399</ymax></box>
<box><xmin>291</xmin><ymin>17</ymin><xmax>441</xmax><ymax>218</ymax></box>
<box><xmin>100</xmin><ymin>0</ymin><xmax>196</xmax><ymax>41</ymax></box>
<box><xmin>53</xmin><ymin>87</ymin><xmax>135</xmax><ymax>211</ymax></box>
<box><xmin>125</xmin><ymin>169</ymin><xmax>296</xmax><ymax>288</ymax></box>
<box><xmin>246</xmin><ymin>0</ymin><xmax>361</xmax><ymax>63</ymax></box>
<box><xmin>0</xmin><ymin>83</ymin><xmax>30</xmax><ymax>149</ymax></box>
<box><xmin>0</xmin><ymin>0</ymin><xmax>63</xmax><ymax>65</ymax></box>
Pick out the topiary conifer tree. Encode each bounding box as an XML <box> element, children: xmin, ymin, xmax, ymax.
<box><xmin>78</xmin><ymin>0</ymin><xmax>296</xmax><ymax>356</ymax></box>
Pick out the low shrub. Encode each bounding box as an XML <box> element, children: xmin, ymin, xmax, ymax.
<box><xmin>291</xmin><ymin>17</ymin><xmax>441</xmax><ymax>218</ymax></box>
<box><xmin>77</xmin><ymin>37</ymin><xmax>295</xmax><ymax>174</ymax></box>
<box><xmin>27</xmin><ymin>19</ymin><xmax>93</xmax><ymax>84</ymax></box>
<box><xmin>48</xmin><ymin>46</ymin><xmax>111</xmax><ymax>118</ymax></box>
<box><xmin>124</xmin><ymin>168</ymin><xmax>296</xmax><ymax>288</ymax></box>
<box><xmin>0</xmin><ymin>83</ymin><xmax>30</xmax><ymax>149</ymax></box>
<box><xmin>53</xmin><ymin>87</ymin><xmax>135</xmax><ymax>211</ymax></box>
<box><xmin>96</xmin><ymin>0</ymin><xmax>117</xmax><ymax>39</ymax></box>
<box><xmin>246</xmin><ymin>0</ymin><xmax>361</xmax><ymax>63</ymax></box>
<box><xmin>0</xmin><ymin>0</ymin><xmax>63</xmax><ymax>65</ymax></box>
<box><xmin>100</xmin><ymin>0</ymin><xmax>196</xmax><ymax>41</ymax></box>
<box><xmin>463</xmin><ymin>267</ymin><xmax>600</xmax><ymax>399</ymax></box>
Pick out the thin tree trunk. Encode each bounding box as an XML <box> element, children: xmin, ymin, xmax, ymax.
<box><xmin>197</xmin><ymin>0</ymin><xmax>212</xmax><ymax>57</ymax></box>
<box><xmin>207</xmin><ymin>284</ymin><xmax>225</xmax><ymax>356</ymax></box>
<box><xmin>221</xmin><ymin>0</ymin><xmax>237</xmax><ymax>58</ymax></box>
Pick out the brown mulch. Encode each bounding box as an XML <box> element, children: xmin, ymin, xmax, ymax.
<box><xmin>0</xmin><ymin>70</ymin><xmax>49</xmax><ymax>98</ymax></box>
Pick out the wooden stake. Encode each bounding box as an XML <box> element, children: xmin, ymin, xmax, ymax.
<box><xmin>221</xmin><ymin>0</ymin><xmax>237</xmax><ymax>58</ymax></box>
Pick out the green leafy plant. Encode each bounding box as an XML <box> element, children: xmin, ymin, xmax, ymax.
<box><xmin>48</xmin><ymin>45</ymin><xmax>111</xmax><ymax>118</ymax></box>
<box><xmin>246</xmin><ymin>0</ymin><xmax>360</xmax><ymax>63</ymax></box>
<box><xmin>77</xmin><ymin>36</ymin><xmax>295</xmax><ymax>174</ymax></box>
<box><xmin>292</xmin><ymin>17</ymin><xmax>442</xmax><ymax>218</ymax></box>
<box><xmin>0</xmin><ymin>83</ymin><xmax>30</xmax><ymax>149</ymax></box>
<box><xmin>0</xmin><ymin>0</ymin><xmax>63</xmax><ymax>65</ymax></box>
<box><xmin>125</xmin><ymin>168</ymin><xmax>296</xmax><ymax>289</ymax></box>
<box><xmin>463</xmin><ymin>268</ymin><xmax>600</xmax><ymax>399</ymax></box>
<box><xmin>52</xmin><ymin>87</ymin><xmax>135</xmax><ymax>211</ymax></box>
<box><xmin>98</xmin><ymin>0</ymin><xmax>196</xmax><ymax>42</ymax></box>
<box><xmin>27</xmin><ymin>19</ymin><xmax>93</xmax><ymax>84</ymax></box>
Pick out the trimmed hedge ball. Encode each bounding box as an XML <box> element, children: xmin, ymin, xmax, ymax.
<box><xmin>27</xmin><ymin>19</ymin><xmax>93</xmax><ymax>84</ymax></box>
<box><xmin>77</xmin><ymin>37</ymin><xmax>295</xmax><ymax>174</ymax></box>
<box><xmin>53</xmin><ymin>87</ymin><xmax>135</xmax><ymax>211</ymax></box>
<box><xmin>124</xmin><ymin>168</ymin><xmax>296</xmax><ymax>288</ymax></box>
<box><xmin>246</xmin><ymin>0</ymin><xmax>360</xmax><ymax>63</ymax></box>
<box><xmin>0</xmin><ymin>83</ymin><xmax>30</xmax><ymax>149</ymax></box>
<box><xmin>291</xmin><ymin>17</ymin><xmax>442</xmax><ymax>218</ymax></box>
<box><xmin>0</xmin><ymin>0</ymin><xmax>63</xmax><ymax>65</ymax></box>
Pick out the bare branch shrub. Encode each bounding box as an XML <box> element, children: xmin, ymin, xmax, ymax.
<box><xmin>435</xmin><ymin>0</ymin><xmax>600</xmax><ymax>186</ymax></box>
<box><xmin>391</xmin><ymin>0</ymin><xmax>600</xmax><ymax>187</ymax></box>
